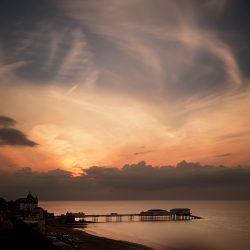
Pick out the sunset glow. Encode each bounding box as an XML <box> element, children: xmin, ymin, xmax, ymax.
<box><xmin>1</xmin><ymin>3</ymin><xmax>250</xmax><ymax>250</ymax></box>
<box><xmin>0</xmin><ymin>0</ymin><xmax>250</xmax><ymax>175</ymax></box>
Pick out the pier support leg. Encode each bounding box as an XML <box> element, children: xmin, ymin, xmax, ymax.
<box><xmin>129</xmin><ymin>215</ymin><xmax>134</xmax><ymax>222</ymax></box>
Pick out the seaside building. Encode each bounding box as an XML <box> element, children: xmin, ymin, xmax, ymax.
<box><xmin>32</xmin><ymin>207</ymin><xmax>44</xmax><ymax>219</ymax></box>
<box><xmin>170</xmin><ymin>208</ymin><xmax>191</xmax><ymax>215</ymax></box>
<box><xmin>140</xmin><ymin>209</ymin><xmax>170</xmax><ymax>216</ymax></box>
<box><xmin>15</xmin><ymin>192</ymin><xmax>38</xmax><ymax>211</ymax></box>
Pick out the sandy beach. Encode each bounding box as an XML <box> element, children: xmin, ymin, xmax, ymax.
<box><xmin>46</xmin><ymin>225</ymin><xmax>152</xmax><ymax>250</ymax></box>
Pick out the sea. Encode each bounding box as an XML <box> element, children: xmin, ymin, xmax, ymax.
<box><xmin>40</xmin><ymin>200</ymin><xmax>250</xmax><ymax>250</ymax></box>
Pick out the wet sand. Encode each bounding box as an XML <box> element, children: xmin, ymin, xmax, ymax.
<box><xmin>46</xmin><ymin>225</ymin><xmax>152</xmax><ymax>250</ymax></box>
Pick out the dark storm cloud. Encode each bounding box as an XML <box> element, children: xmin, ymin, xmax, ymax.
<box><xmin>0</xmin><ymin>115</ymin><xmax>16</xmax><ymax>127</ymax></box>
<box><xmin>0</xmin><ymin>128</ymin><xmax>37</xmax><ymax>147</ymax></box>
<box><xmin>1</xmin><ymin>161</ymin><xmax>249</xmax><ymax>200</ymax></box>
<box><xmin>0</xmin><ymin>115</ymin><xmax>37</xmax><ymax>147</ymax></box>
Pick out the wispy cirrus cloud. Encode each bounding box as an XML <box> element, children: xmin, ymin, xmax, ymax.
<box><xmin>5</xmin><ymin>24</ymin><xmax>97</xmax><ymax>85</ymax></box>
<box><xmin>59</xmin><ymin>0</ymin><xmax>244</xmax><ymax>99</ymax></box>
<box><xmin>215</xmin><ymin>131</ymin><xmax>250</xmax><ymax>141</ymax></box>
<box><xmin>0</xmin><ymin>0</ymin><xmax>250</xmax><ymax>170</ymax></box>
<box><xmin>215</xmin><ymin>153</ymin><xmax>232</xmax><ymax>158</ymax></box>
<box><xmin>54</xmin><ymin>29</ymin><xmax>96</xmax><ymax>83</ymax></box>
<box><xmin>0</xmin><ymin>62</ymin><xmax>27</xmax><ymax>77</ymax></box>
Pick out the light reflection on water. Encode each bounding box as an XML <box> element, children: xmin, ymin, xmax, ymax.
<box><xmin>40</xmin><ymin>200</ymin><xmax>250</xmax><ymax>250</ymax></box>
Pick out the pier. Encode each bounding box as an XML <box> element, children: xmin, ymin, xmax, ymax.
<box><xmin>73</xmin><ymin>208</ymin><xmax>202</xmax><ymax>223</ymax></box>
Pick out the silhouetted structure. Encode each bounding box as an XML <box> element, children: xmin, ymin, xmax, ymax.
<box><xmin>80</xmin><ymin>208</ymin><xmax>202</xmax><ymax>222</ymax></box>
<box><xmin>140</xmin><ymin>209</ymin><xmax>170</xmax><ymax>216</ymax></box>
<box><xmin>170</xmin><ymin>208</ymin><xmax>191</xmax><ymax>215</ymax></box>
<box><xmin>15</xmin><ymin>192</ymin><xmax>38</xmax><ymax>211</ymax></box>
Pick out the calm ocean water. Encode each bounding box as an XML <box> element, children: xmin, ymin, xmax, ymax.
<box><xmin>40</xmin><ymin>200</ymin><xmax>250</xmax><ymax>250</ymax></box>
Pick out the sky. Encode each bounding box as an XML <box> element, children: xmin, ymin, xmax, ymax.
<box><xmin>0</xmin><ymin>0</ymin><xmax>250</xmax><ymax>199</ymax></box>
